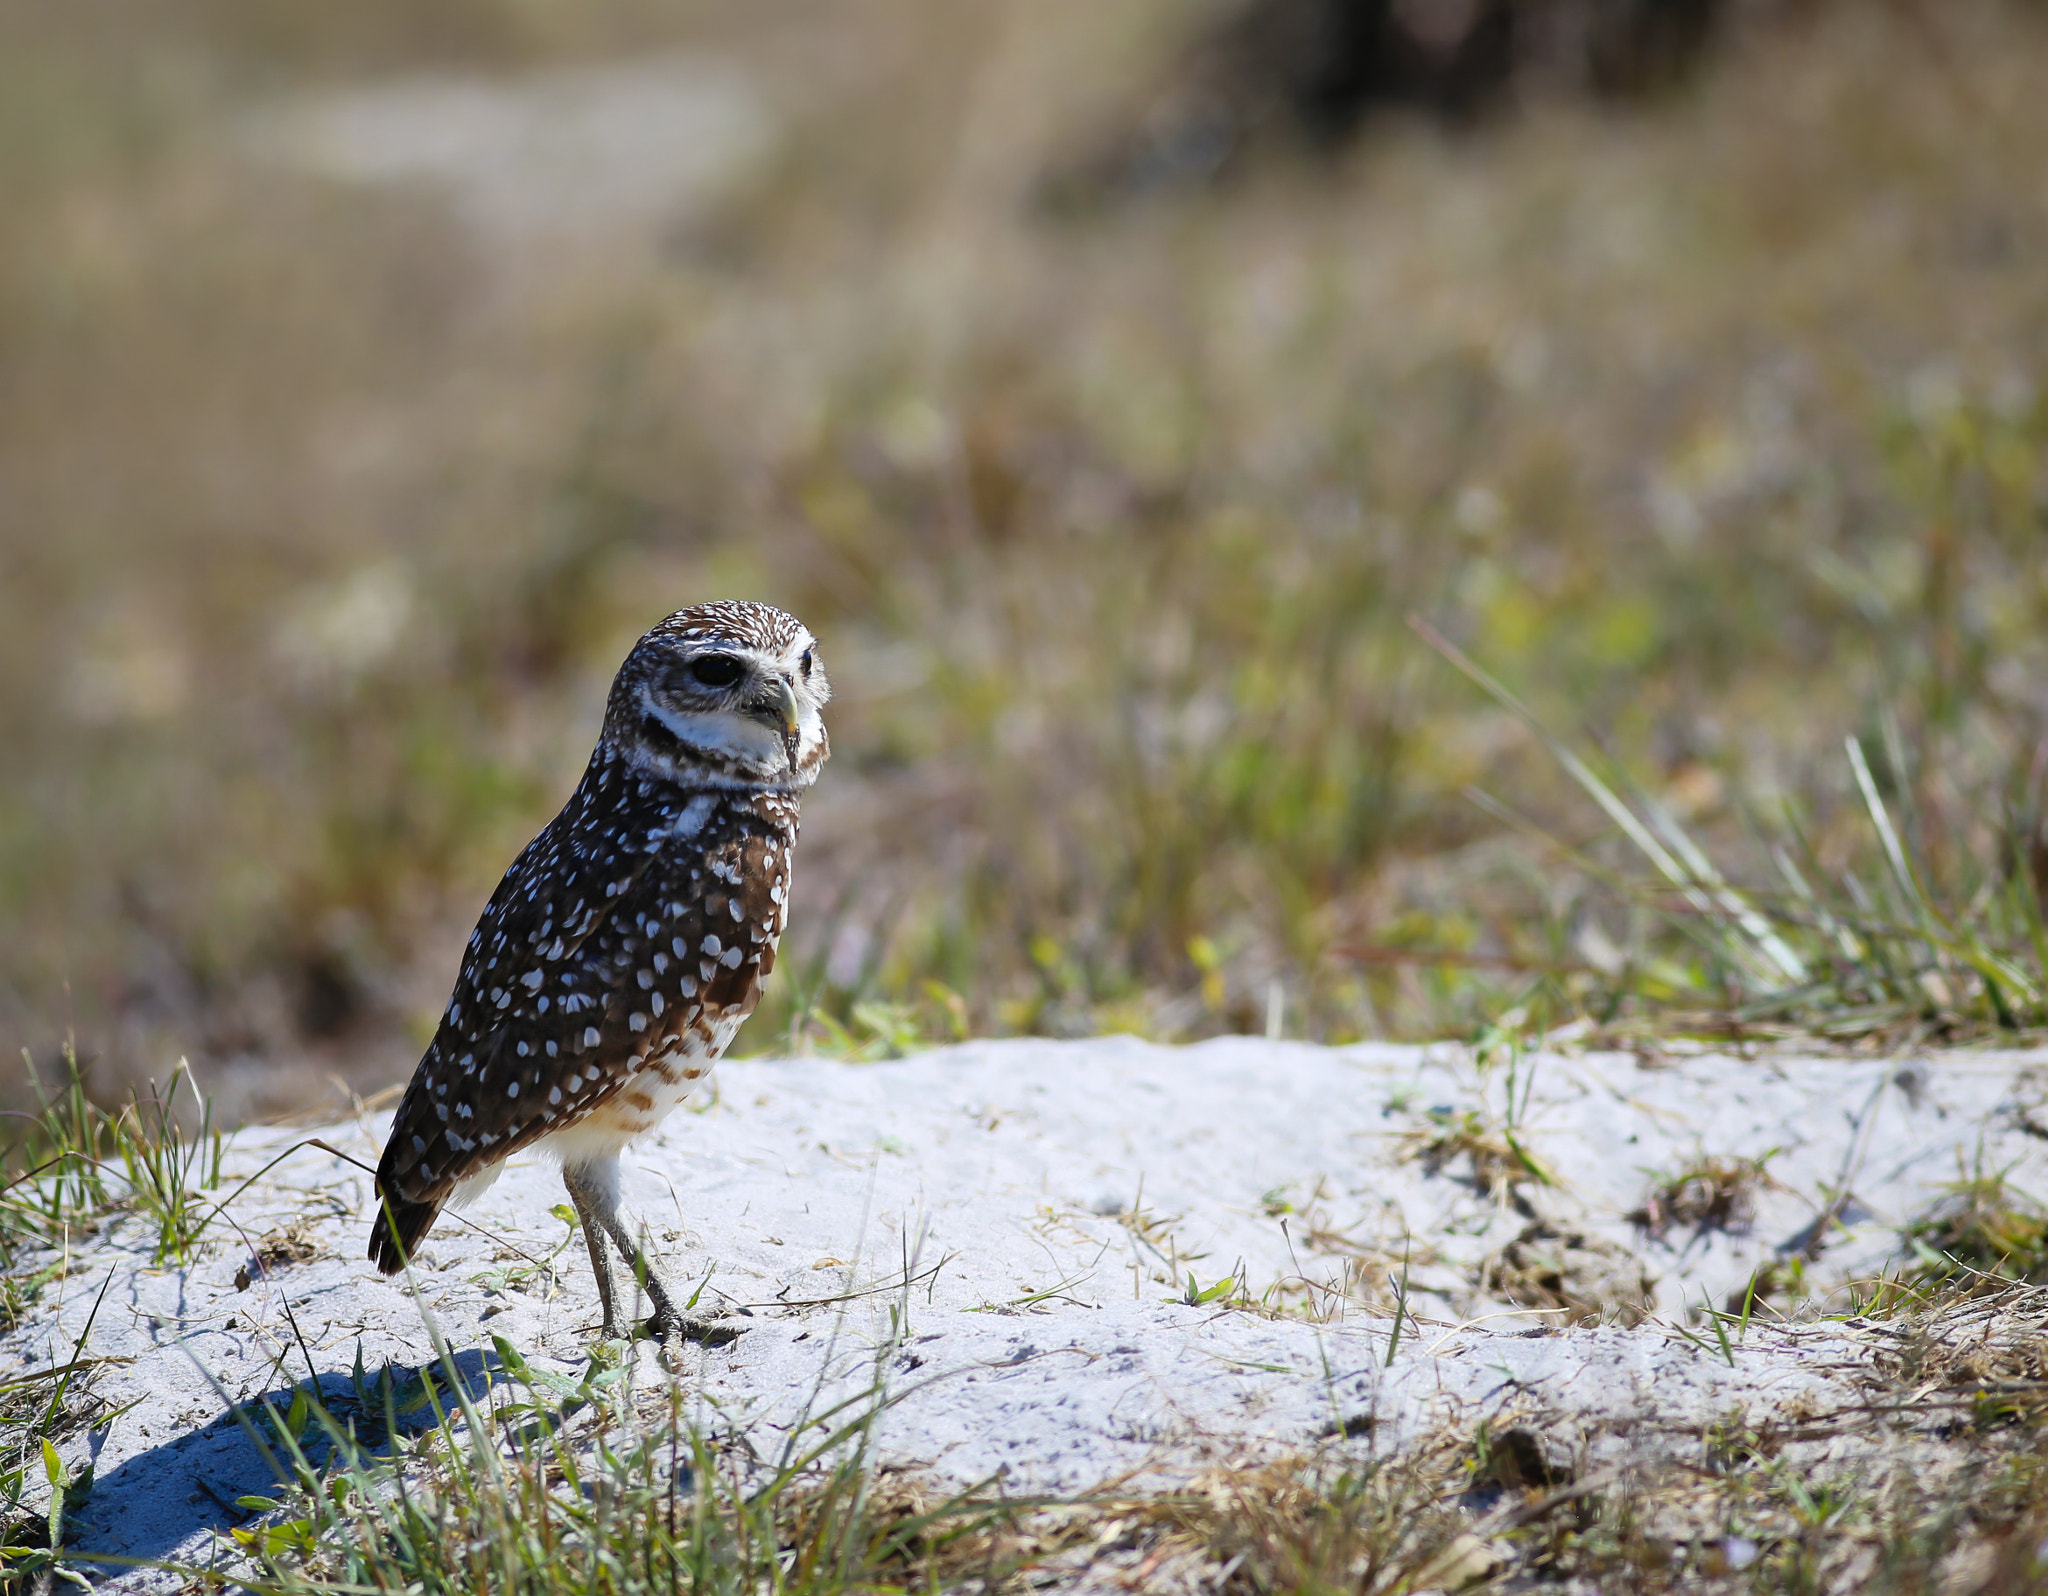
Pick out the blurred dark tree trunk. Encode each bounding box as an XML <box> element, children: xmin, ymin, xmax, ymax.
<box><xmin>1043</xmin><ymin>0</ymin><xmax>1801</xmax><ymax>206</ymax></box>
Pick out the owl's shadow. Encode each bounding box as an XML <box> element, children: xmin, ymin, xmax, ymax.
<box><xmin>64</xmin><ymin>1344</ymin><xmax>507</xmax><ymax>1582</ymax></box>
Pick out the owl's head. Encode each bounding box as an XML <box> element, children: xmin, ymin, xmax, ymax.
<box><xmin>605</xmin><ymin>602</ymin><xmax>830</xmax><ymax>790</ymax></box>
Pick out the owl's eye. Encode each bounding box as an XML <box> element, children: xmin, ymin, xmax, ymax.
<box><xmin>687</xmin><ymin>654</ymin><xmax>744</xmax><ymax>689</ymax></box>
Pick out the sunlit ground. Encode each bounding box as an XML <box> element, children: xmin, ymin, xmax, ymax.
<box><xmin>3</xmin><ymin>0</ymin><xmax>2046</xmax><ymax>1118</ymax></box>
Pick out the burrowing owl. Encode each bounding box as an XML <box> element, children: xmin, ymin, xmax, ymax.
<box><xmin>369</xmin><ymin>601</ymin><xmax>829</xmax><ymax>1339</ymax></box>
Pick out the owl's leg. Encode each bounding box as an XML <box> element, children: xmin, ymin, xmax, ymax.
<box><xmin>562</xmin><ymin>1166</ymin><xmax>627</xmax><ymax>1338</ymax></box>
<box><xmin>560</xmin><ymin>1155</ymin><xmax>703</xmax><ymax>1342</ymax></box>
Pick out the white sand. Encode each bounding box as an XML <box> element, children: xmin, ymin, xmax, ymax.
<box><xmin>11</xmin><ymin>1035</ymin><xmax>2047</xmax><ymax>1587</ymax></box>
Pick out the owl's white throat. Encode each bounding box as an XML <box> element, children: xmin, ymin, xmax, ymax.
<box><xmin>631</xmin><ymin>695</ymin><xmax>822</xmax><ymax>789</ymax></box>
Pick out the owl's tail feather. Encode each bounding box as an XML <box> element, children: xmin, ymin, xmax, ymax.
<box><xmin>368</xmin><ymin>1183</ymin><xmax>440</xmax><ymax>1275</ymax></box>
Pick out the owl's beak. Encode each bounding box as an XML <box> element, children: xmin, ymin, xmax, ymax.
<box><xmin>771</xmin><ymin>676</ymin><xmax>802</xmax><ymax>773</ymax></box>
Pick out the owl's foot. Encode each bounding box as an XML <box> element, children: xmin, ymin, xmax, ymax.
<box><xmin>565</xmin><ymin>1158</ymin><xmax>723</xmax><ymax>1344</ymax></box>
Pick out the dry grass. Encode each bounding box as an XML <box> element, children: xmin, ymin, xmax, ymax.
<box><xmin>4</xmin><ymin>0</ymin><xmax>2048</xmax><ymax>1113</ymax></box>
<box><xmin>1479</xmin><ymin>1220</ymin><xmax>1660</xmax><ymax>1327</ymax></box>
<box><xmin>226</xmin><ymin>1330</ymin><xmax>1484</xmax><ymax>1596</ymax></box>
<box><xmin>1630</xmin><ymin>1153</ymin><xmax>1774</xmax><ymax>1241</ymax></box>
<box><xmin>1903</xmin><ymin>1171</ymin><xmax>2048</xmax><ymax>1295</ymax></box>
<box><xmin>1121</xmin><ymin>1287</ymin><xmax>2048</xmax><ymax>1594</ymax></box>
<box><xmin>1398</xmin><ymin>1103</ymin><xmax>1556</xmax><ymax>1201</ymax></box>
<box><xmin>267</xmin><ymin>1280</ymin><xmax>2048</xmax><ymax>1594</ymax></box>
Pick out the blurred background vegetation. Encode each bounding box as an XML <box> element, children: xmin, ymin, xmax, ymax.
<box><xmin>3</xmin><ymin>0</ymin><xmax>2047</xmax><ymax>1119</ymax></box>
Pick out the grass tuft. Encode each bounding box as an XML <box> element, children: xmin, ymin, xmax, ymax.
<box><xmin>209</xmin><ymin>1330</ymin><xmax>1045</xmax><ymax>1596</ymax></box>
<box><xmin>1428</xmin><ymin>616</ymin><xmax>2048</xmax><ymax>1049</ymax></box>
<box><xmin>1903</xmin><ymin>1170</ymin><xmax>2048</xmax><ymax>1296</ymax></box>
<box><xmin>1</xmin><ymin>1044</ymin><xmax>227</xmax><ymax>1318</ymax></box>
<box><xmin>2</xmin><ymin>1043</ymin><xmax>113</xmax><ymax>1253</ymax></box>
<box><xmin>1629</xmin><ymin>1153</ymin><xmax>1774</xmax><ymax>1241</ymax></box>
<box><xmin>1399</xmin><ymin>1104</ymin><xmax>1555</xmax><ymax>1201</ymax></box>
<box><xmin>111</xmin><ymin>1059</ymin><xmax>225</xmax><ymax>1269</ymax></box>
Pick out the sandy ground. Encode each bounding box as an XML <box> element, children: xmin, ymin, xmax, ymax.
<box><xmin>11</xmin><ymin>1035</ymin><xmax>2048</xmax><ymax>1587</ymax></box>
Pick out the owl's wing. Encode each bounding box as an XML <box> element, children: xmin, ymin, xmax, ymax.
<box><xmin>370</xmin><ymin>779</ymin><xmax>787</xmax><ymax>1271</ymax></box>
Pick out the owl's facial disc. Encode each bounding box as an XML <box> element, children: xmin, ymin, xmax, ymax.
<box><xmin>635</xmin><ymin>631</ymin><xmax>829</xmax><ymax>787</ymax></box>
